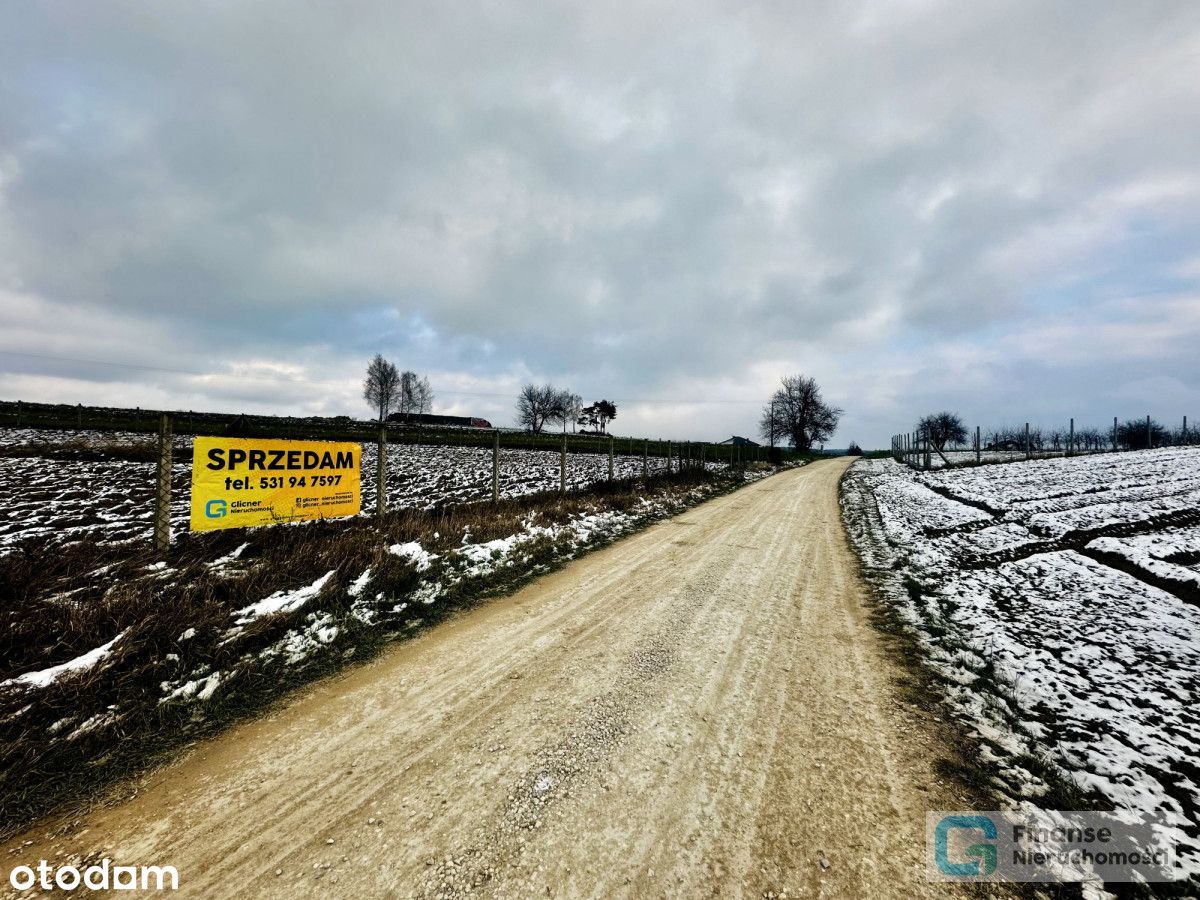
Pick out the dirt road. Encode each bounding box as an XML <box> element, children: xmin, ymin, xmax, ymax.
<box><xmin>4</xmin><ymin>460</ymin><xmax>970</xmax><ymax>898</ymax></box>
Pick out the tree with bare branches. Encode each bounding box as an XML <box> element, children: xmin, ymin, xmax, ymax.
<box><xmin>398</xmin><ymin>371</ymin><xmax>434</xmax><ymax>416</ymax></box>
<box><xmin>759</xmin><ymin>375</ymin><xmax>842</xmax><ymax>451</ymax></box>
<box><xmin>917</xmin><ymin>411</ymin><xmax>968</xmax><ymax>452</ymax></box>
<box><xmin>363</xmin><ymin>354</ymin><xmax>400</xmax><ymax>422</ymax></box>
<box><xmin>516</xmin><ymin>384</ymin><xmax>570</xmax><ymax>433</ymax></box>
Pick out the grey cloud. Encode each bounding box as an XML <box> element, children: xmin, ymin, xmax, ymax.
<box><xmin>1</xmin><ymin>1</ymin><xmax>1198</xmax><ymax>444</ymax></box>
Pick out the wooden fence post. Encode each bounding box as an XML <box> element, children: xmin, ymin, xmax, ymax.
<box><xmin>377</xmin><ymin>425</ymin><xmax>387</xmax><ymax>521</ymax></box>
<box><xmin>1069</xmin><ymin>417</ymin><xmax>1074</xmax><ymax>457</ymax></box>
<box><xmin>643</xmin><ymin>439</ymin><xmax>649</xmax><ymax>479</ymax></box>
<box><xmin>1113</xmin><ymin>416</ymin><xmax>1118</xmax><ymax>452</ymax></box>
<box><xmin>1025</xmin><ymin>422</ymin><xmax>1030</xmax><ymax>461</ymax></box>
<box><xmin>154</xmin><ymin>413</ymin><xmax>173</xmax><ymax>554</ymax></box>
<box><xmin>1147</xmin><ymin>414</ymin><xmax>1152</xmax><ymax>450</ymax></box>
<box><xmin>492</xmin><ymin>429</ymin><xmax>500</xmax><ymax>502</ymax></box>
<box><xmin>1185</xmin><ymin>415</ymin><xmax>1189</xmax><ymax>445</ymax></box>
<box><xmin>608</xmin><ymin>436</ymin><xmax>614</xmax><ymax>481</ymax></box>
<box><xmin>560</xmin><ymin>434</ymin><xmax>567</xmax><ymax>495</ymax></box>
<box><xmin>667</xmin><ymin>441</ymin><xmax>672</xmax><ymax>474</ymax></box>
<box><xmin>976</xmin><ymin>426</ymin><xmax>981</xmax><ymax>464</ymax></box>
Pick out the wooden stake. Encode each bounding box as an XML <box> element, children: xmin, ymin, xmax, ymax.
<box><xmin>492</xmin><ymin>429</ymin><xmax>500</xmax><ymax>502</ymax></box>
<box><xmin>377</xmin><ymin>425</ymin><xmax>387</xmax><ymax>520</ymax></box>
<box><xmin>154</xmin><ymin>413</ymin><xmax>173</xmax><ymax>554</ymax></box>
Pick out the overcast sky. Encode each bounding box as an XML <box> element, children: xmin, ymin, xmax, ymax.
<box><xmin>1</xmin><ymin>1</ymin><xmax>1198</xmax><ymax>446</ymax></box>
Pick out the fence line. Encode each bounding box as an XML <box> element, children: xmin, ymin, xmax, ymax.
<box><xmin>890</xmin><ymin>414</ymin><xmax>1197</xmax><ymax>471</ymax></box>
<box><xmin>1</xmin><ymin>402</ymin><xmax>797</xmax><ymax>551</ymax></box>
<box><xmin>123</xmin><ymin>415</ymin><xmax>768</xmax><ymax>552</ymax></box>
<box><xmin>0</xmin><ymin>399</ymin><xmax>774</xmax><ymax>466</ymax></box>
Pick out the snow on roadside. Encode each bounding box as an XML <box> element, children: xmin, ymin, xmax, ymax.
<box><xmin>0</xmin><ymin>630</ymin><xmax>128</xmax><ymax>692</ymax></box>
<box><xmin>162</xmin><ymin>672</ymin><xmax>223</xmax><ymax>703</ymax></box>
<box><xmin>230</xmin><ymin>571</ymin><xmax>337</xmax><ymax>627</ymax></box>
<box><xmin>389</xmin><ymin>541</ymin><xmax>438</xmax><ymax>572</ymax></box>
<box><xmin>841</xmin><ymin>452</ymin><xmax>1200</xmax><ymax>881</ymax></box>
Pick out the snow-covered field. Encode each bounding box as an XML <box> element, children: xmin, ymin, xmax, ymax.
<box><xmin>842</xmin><ymin>447</ymin><xmax>1200</xmax><ymax>881</ymax></box>
<box><xmin>903</xmin><ymin>448</ymin><xmax>1112</xmax><ymax>469</ymax></box>
<box><xmin>0</xmin><ymin>428</ymin><xmax>700</xmax><ymax>551</ymax></box>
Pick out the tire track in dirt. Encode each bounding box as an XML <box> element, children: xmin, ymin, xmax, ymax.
<box><xmin>2</xmin><ymin>460</ymin><xmax>972</xmax><ymax>898</ymax></box>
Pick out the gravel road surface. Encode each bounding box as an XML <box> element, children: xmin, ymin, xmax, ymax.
<box><xmin>3</xmin><ymin>460</ymin><xmax>973</xmax><ymax>898</ymax></box>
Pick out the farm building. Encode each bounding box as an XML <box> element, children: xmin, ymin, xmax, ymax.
<box><xmin>717</xmin><ymin>435</ymin><xmax>760</xmax><ymax>447</ymax></box>
<box><xmin>386</xmin><ymin>413</ymin><xmax>493</xmax><ymax>429</ymax></box>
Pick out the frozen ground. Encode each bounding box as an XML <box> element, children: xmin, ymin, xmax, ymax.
<box><xmin>902</xmin><ymin>448</ymin><xmax>1112</xmax><ymax>469</ymax></box>
<box><xmin>0</xmin><ymin>428</ymin><xmax>709</xmax><ymax>552</ymax></box>
<box><xmin>842</xmin><ymin>447</ymin><xmax>1200</xmax><ymax>882</ymax></box>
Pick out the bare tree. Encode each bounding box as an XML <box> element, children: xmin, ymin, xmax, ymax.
<box><xmin>562</xmin><ymin>392</ymin><xmax>583</xmax><ymax>433</ymax></box>
<box><xmin>917</xmin><ymin>412</ymin><xmax>968</xmax><ymax>452</ymax></box>
<box><xmin>516</xmin><ymin>384</ymin><xmax>569</xmax><ymax>433</ymax></box>
<box><xmin>398</xmin><ymin>371</ymin><xmax>434</xmax><ymax>416</ymax></box>
<box><xmin>1117</xmin><ymin>418</ymin><xmax>1166</xmax><ymax>450</ymax></box>
<box><xmin>363</xmin><ymin>354</ymin><xmax>400</xmax><ymax>422</ymax></box>
<box><xmin>759</xmin><ymin>375</ymin><xmax>842</xmax><ymax>451</ymax></box>
<box><xmin>1078</xmin><ymin>427</ymin><xmax>1102</xmax><ymax>452</ymax></box>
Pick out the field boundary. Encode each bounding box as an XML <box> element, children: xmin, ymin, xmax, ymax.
<box><xmin>892</xmin><ymin>415</ymin><xmax>1196</xmax><ymax>471</ymax></box>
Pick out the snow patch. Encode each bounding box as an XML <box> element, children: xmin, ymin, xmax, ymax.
<box><xmin>232</xmin><ymin>570</ymin><xmax>336</xmax><ymax>625</ymax></box>
<box><xmin>1</xmin><ymin>630</ymin><xmax>128</xmax><ymax>691</ymax></box>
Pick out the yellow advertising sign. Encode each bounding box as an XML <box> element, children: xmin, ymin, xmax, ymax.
<box><xmin>189</xmin><ymin>437</ymin><xmax>361</xmax><ymax>531</ymax></box>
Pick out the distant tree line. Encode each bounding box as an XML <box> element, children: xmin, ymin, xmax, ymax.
<box><xmin>516</xmin><ymin>384</ymin><xmax>618</xmax><ymax>435</ymax></box>
<box><xmin>909</xmin><ymin>411</ymin><xmax>1194</xmax><ymax>453</ymax></box>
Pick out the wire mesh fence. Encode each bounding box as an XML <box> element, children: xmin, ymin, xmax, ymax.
<box><xmin>892</xmin><ymin>415</ymin><xmax>1196</xmax><ymax>470</ymax></box>
<box><xmin>0</xmin><ymin>402</ymin><xmax>773</xmax><ymax>552</ymax></box>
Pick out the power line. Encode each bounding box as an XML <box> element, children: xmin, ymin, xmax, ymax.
<box><xmin>0</xmin><ymin>348</ymin><xmax>765</xmax><ymax>406</ymax></box>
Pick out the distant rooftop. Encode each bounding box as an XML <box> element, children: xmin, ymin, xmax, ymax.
<box><xmin>717</xmin><ymin>435</ymin><xmax>760</xmax><ymax>447</ymax></box>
